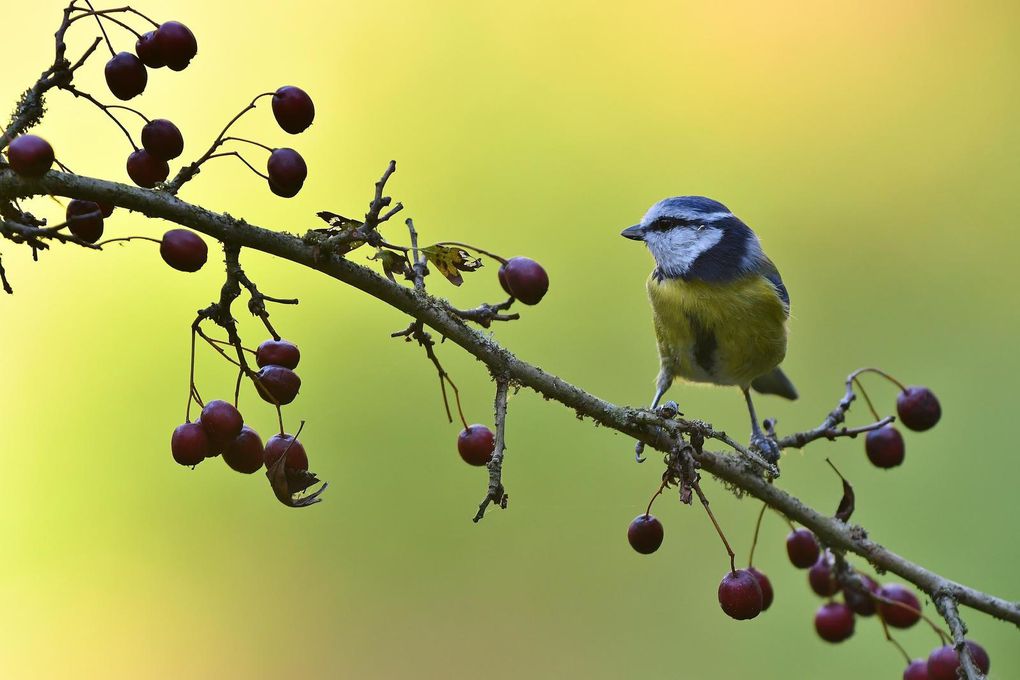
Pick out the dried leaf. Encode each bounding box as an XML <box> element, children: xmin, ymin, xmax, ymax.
<box><xmin>421</xmin><ymin>244</ymin><xmax>482</xmax><ymax>286</ymax></box>
<box><xmin>370</xmin><ymin>249</ymin><xmax>411</xmax><ymax>283</ymax></box>
<box><xmin>315</xmin><ymin>210</ymin><xmax>365</xmax><ymax>255</ymax></box>
<box><xmin>266</xmin><ymin>441</ymin><xmax>328</xmax><ymax>508</ymax></box>
<box><xmin>826</xmin><ymin>458</ymin><xmax>855</xmax><ymax>522</ymax></box>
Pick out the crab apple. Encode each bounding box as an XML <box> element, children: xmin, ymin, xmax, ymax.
<box><xmin>927</xmin><ymin>642</ymin><xmax>990</xmax><ymax>680</ymax></box>
<box><xmin>814</xmin><ymin>602</ymin><xmax>855</xmax><ymax>643</ymax></box>
<box><xmin>155</xmin><ymin>21</ymin><xmax>197</xmax><ymax>71</ymax></box>
<box><xmin>96</xmin><ymin>201</ymin><xmax>115</xmax><ymax>218</ymax></box>
<box><xmin>160</xmin><ymin>229</ymin><xmax>208</xmax><ymax>272</ymax></box>
<box><xmin>457</xmin><ymin>425</ymin><xmax>495</xmax><ymax>466</ymax></box>
<box><xmin>843</xmin><ymin>573</ymin><xmax>879</xmax><ymax>617</ymax></box>
<box><xmin>627</xmin><ymin>514</ymin><xmax>663</xmax><ymax>555</ymax></box>
<box><xmin>255</xmin><ymin>365</ymin><xmax>301</xmax><ymax>405</ymax></box>
<box><xmin>878</xmin><ymin>583</ymin><xmax>922</xmax><ymax>628</ymax></box>
<box><xmin>266</xmin><ymin>148</ymin><xmax>307</xmax><ymax>198</ymax></box>
<box><xmin>255</xmin><ymin>339</ymin><xmax>300</xmax><ymax>370</ymax></box>
<box><xmin>903</xmin><ymin>659</ymin><xmax>929</xmax><ymax>680</ymax></box>
<box><xmin>7</xmin><ymin>134</ymin><xmax>54</xmax><ymax>176</ymax></box>
<box><xmin>65</xmin><ymin>199</ymin><xmax>104</xmax><ymax>243</ymax></box>
<box><xmin>786</xmin><ymin>528</ymin><xmax>820</xmax><ymax>568</ymax></box>
<box><xmin>718</xmin><ymin>569</ymin><xmax>763</xmax><ymax>620</ymax></box>
<box><xmin>272</xmin><ymin>86</ymin><xmax>315</xmax><ymax>134</ymax></box>
<box><xmin>808</xmin><ymin>557</ymin><xmax>841</xmax><ymax>597</ymax></box>
<box><xmin>135</xmin><ymin>30</ymin><xmax>165</xmax><ymax>68</ymax></box>
<box><xmin>105</xmin><ymin>51</ymin><xmax>147</xmax><ymax>100</ymax></box>
<box><xmin>126</xmin><ymin>149</ymin><xmax>170</xmax><ymax>188</ymax></box>
<box><xmin>141</xmin><ymin>119</ymin><xmax>184</xmax><ymax>161</ymax></box>
<box><xmin>897</xmin><ymin>386</ymin><xmax>941</xmax><ymax>431</ymax></box>
<box><xmin>499</xmin><ymin>257</ymin><xmax>549</xmax><ymax>305</ymax></box>
<box><xmin>171</xmin><ymin>422</ymin><xmax>209</xmax><ymax>466</ymax></box>
<box><xmin>222</xmin><ymin>425</ymin><xmax>265</xmax><ymax>474</ymax></box>
<box><xmin>747</xmin><ymin>567</ymin><xmax>774</xmax><ymax>611</ymax></box>
<box><xmin>199</xmin><ymin>400</ymin><xmax>244</xmax><ymax>448</ymax></box>
<box><xmin>865</xmin><ymin>425</ymin><xmax>905</xmax><ymax>468</ymax></box>
<box><xmin>264</xmin><ymin>434</ymin><xmax>308</xmax><ymax>470</ymax></box>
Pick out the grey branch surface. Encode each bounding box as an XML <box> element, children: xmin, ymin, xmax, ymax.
<box><xmin>2</xmin><ymin>168</ymin><xmax>1019</xmax><ymax>632</ymax></box>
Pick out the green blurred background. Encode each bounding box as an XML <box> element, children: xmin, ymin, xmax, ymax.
<box><xmin>2</xmin><ymin>1</ymin><xmax>1018</xmax><ymax>677</ymax></box>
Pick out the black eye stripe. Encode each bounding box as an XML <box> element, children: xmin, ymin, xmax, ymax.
<box><xmin>647</xmin><ymin>216</ymin><xmax>700</xmax><ymax>231</ymax></box>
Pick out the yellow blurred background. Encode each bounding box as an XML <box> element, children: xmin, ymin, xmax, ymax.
<box><xmin>2</xmin><ymin>1</ymin><xmax>1018</xmax><ymax>677</ymax></box>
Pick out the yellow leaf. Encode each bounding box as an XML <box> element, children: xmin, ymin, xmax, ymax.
<box><xmin>421</xmin><ymin>245</ymin><xmax>483</xmax><ymax>286</ymax></box>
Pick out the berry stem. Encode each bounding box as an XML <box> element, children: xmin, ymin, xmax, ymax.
<box><xmin>96</xmin><ymin>235</ymin><xmax>162</xmax><ymax>247</ymax></box>
<box><xmin>849</xmin><ymin>367</ymin><xmax>908</xmax><ymax>393</ymax></box>
<box><xmin>206</xmin><ymin>336</ymin><xmax>257</xmax><ymax>355</ymax></box>
<box><xmin>69</xmin><ymin>5</ymin><xmax>160</xmax><ymax>29</ymax></box>
<box><xmin>60</xmin><ymin>85</ymin><xmax>139</xmax><ymax>150</ymax></box>
<box><xmin>233</xmin><ymin>367</ymin><xmax>243</xmax><ymax>410</ymax></box>
<box><xmin>195</xmin><ymin>326</ymin><xmax>243</xmax><ymax>368</ymax></box>
<box><xmin>644</xmin><ymin>478</ymin><xmax>668</xmax><ymax>517</ymax></box>
<box><xmin>692</xmin><ymin>480</ymin><xmax>736</xmax><ymax>574</ymax></box>
<box><xmin>275</xmin><ymin>405</ymin><xmax>285</xmax><ymax>436</ymax></box>
<box><xmin>105</xmin><ymin>104</ymin><xmax>150</xmax><ymax>124</ymax></box>
<box><xmin>54</xmin><ymin>159</ymin><xmax>76</xmax><ymax>174</ymax></box>
<box><xmin>876</xmin><ymin>613</ymin><xmax>913</xmax><ymax>665</ymax></box>
<box><xmin>79</xmin><ymin>0</ymin><xmax>116</xmax><ymax>57</ymax></box>
<box><xmin>871</xmin><ymin>591</ymin><xmax>952</xmax><ymax>643</ymax></box>
<box><xmin>747</xmin><ymin>501</ymin><xmax>768</xmax><ymax>567</ymax></box>
<box><xmin>851</xmin><ymin>377</ymin><xmax>883</xmax><ymax>421</ymax></box>
<box><xmin>206</xmin><ymin>151</ymin><xmax>270</xmax><ymax>180</ymax></box>
<box><xmin>89</xmin><ymin>10</ymin><xmax>143</xmax><ymax>39</ymax></box>
<box><xmin>221</xmin><ymin>136</ymin><xmax>275</xmax><ymax>153</ymax></box>
<box><xmin>432</xmin><ymin>241</ymin><xmax>508</xmax><ymax>265</ymax></box>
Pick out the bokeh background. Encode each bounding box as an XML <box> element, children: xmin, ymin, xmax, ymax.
<box><xmin>2</xmin><ymin>1</ymin><xmax>1018</xmax><ymax>678</ymax></box>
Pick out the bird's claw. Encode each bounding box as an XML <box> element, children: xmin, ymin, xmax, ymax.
<box><xmin>749</xmin><ymin>433</ymin><xmax>781</xmax><ymax>465</ymax></box>
<box><xmin>656</xmin><ymin>400</ymin><xmax>681</xmax><ymax>419</ymax></box>
<box><xmin>634</xmin><ymin>441</ymin><xmax>646</xmax><ymax>463</ymax></box>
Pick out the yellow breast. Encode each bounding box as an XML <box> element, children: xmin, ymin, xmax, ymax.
<box><xmin>646</xmin><ymin>272</ymin><xmax>788</xmax><ymax>388</ymax></box>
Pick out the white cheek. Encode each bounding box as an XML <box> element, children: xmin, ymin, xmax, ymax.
<box><xmin>645</xmin><ymin>228</ymin><xmax>723</xmax><ymax>276</ymax></box>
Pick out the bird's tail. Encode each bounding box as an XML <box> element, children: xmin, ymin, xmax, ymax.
<box><xmin>751</xmin><ymin>367</ymin><xmax>798</xmax><ymax>400</ymax></box>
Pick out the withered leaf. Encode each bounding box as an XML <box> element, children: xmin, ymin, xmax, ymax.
<box><xmin>315</xmin><ymin>210</ymin><xmax>366</xmax><ymax>255</ymax></box>
<box><xmin>421</xmin><ymin>244</ymin><xmax>482</xmax><ymax>286</ymax></box>
<box><xmin>266</xmin><ymin>442</ymin><xmax>328</xmax><ymax>508</ymax></box>
<box><xmin>370</xmin><ymin>248</ymin><xmax>412</xmax><ymax>283</ymax></box>
<box><xmin>826</xmin><ymin>459</ymin><xmax>855</xmax><ymax>522</ymax></box>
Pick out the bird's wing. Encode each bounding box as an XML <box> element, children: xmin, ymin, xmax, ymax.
<box><xmin>753</xmin><ymin>256</ymin><xmax>790</xmax><ymax>314</ymax></box>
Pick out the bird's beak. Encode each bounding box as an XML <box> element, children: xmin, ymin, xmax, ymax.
<box><xmin>621</xmin><ymin>224</ymin><xmax>646</xmax><ymax>241</ymax></box>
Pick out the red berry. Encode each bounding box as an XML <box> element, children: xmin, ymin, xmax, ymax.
<box><xmin>266</xmin><ymin>148</ymin><xmax>307</xmax><ymax>198</ymax></box>
<box><xmin>903</xmin><ymin>659</ymin><xmax>930</xmax><ymax>680</ymax></box>
<box><xmin>457</xmin><ymin>425</ymin><xmax>495</xmax><ymax>466</ymax></box>
<box><xmin>843</xmin><ymin>573</ymin><xmax>879</xmax><ymax>616</ymax></box>
<box><xmin>199</xmin><ymin>399</ymin><xmax>244</xmax><ymax>448</ymax></box>
<box><xmin>96</xmin><ymin>201</ymin><xmax>115</xmax><ymax>218</ymax></box>
<box><xmin>141</xmin><ymin>119</ymin><xmax>184</xmax><ymax>161</ymax></box>
<box><xmin>718</xmin><ymin>569</ymin><xmax>763</xmax><ymax>620</ymax></box>
<box><xmin>126</xmin><ymin>149</ymin><xmax>170</xmax><ymax>188</ymax></box>
<box><xmin>255</xmin><ymin>339</ymin><xmax>300</xmax><ymax>370</ymax></box>
<box><xmin>160</xmin><ymin>229</ymin><xmax>208</xmax><ymax>272</ymax></box>
<box><xmin>747</xmin><ymin>567</ymin><xmax>774</xmax><ymax>611</ymax></box>
<box><xmin>878</xmin><ymin>583</ymin><xmax>922</xmax><ymax>628</ymax></box>
<box><xmin>135</xmin><ymin>30</ymin><xmax>166</xmax><ymax>68</ymax></box>
<box><xmin>808</xmin><ymin>556</ymin><xmax>841</xmax><ymax>597</ymax></box>
<box><xmin>927</xmin><ymin>642</ymin><xmax>990</xmax><ymax>679</ymax></box>
<box><xmin>155</xmin><ymin>21</ymin><xmax>197</xmax><ymax>71</ymax></box>
<box><xmin>865</xmin><ymin>425</ymin><xmax>905</xmax><ymax>468</ymax></box>
<box><xmin>814</xmin><ymin>602</ymin><xmax>855</xmax><ymax>642</ymax></box>
<box><xmin>499</xmin><ymin>257</ymin><xmax>549</xmax><ymax>305</ymax></box>
<box><xmin>627</xmin><ymin>514</ymin><xmax>664</xmax><ymax>554</ymax></box>
<box><xmin>497</xmin><ymin>265</ymin><xmax>512</xmax><ymax>297</ymax></box>
<box><xmin>272</xmin><ymin>86</ymin><xmax>315</xmax><ymax>134</ymax></box>
<box><xmin>255</xmin><ymin>365</ymin><xmax>302</xmax><ymax>405</ymax></box>
<box><xmin>104</xmin><ymin>51</ymin><xmax>147</xmax><ymax>100</ymax></box>
<box><xmin>7</xmin><ymin>134</ymin><xmax>54</xmax><ymax>176</ymax></box>
<box><xmin>897</xmin><ymin>386</ymin><xmax>941</xmax><ymax>431</ymax></box>
<box><xmin>786</xmin><ymin>528</ymin><xmax>820</xmax><ymax>568</ymax></box>
<box><xmin>171</xmin><ymin>422</ymin><xmax>209</xmax><ymax>466</ymax></box>
<box><xmin>222</xmin><ymin>425</ymin><xmax>265</xmax><ymax>474</ymax></box>
<box><xmin>65</xmin><ymin>199</ymin><xmax>105</xmax><ymax>243</ymax></box>
<box><xmin>264</xmin><ymin>434</ymin><xmax>308</xmax><ymax>470</ymax></box>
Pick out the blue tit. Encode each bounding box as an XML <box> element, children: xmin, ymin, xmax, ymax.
<box><xmin>622</xmin><ymin>196</ymin><xmax>796</xmax><ymax>464</ymax></box>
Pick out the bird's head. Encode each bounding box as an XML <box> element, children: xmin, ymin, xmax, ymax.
<box><xmin>621</xmin><ymin>196</ymin><xmax>759</xmax><ymax>280</ymax></box>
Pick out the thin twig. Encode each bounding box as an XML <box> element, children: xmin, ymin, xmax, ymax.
<box><xmin>474</xmin><ymin>377</ymin><xmax>510</xmax><ymax>522</ymax></box>
<box><xmin>934</xmin><ymin>593</ymin><xmax>985</xmax><ymax>680</ymax></box>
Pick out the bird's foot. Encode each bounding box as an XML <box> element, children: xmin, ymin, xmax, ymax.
<box><xmin>749</xmin><ymin>432</ymin><xmax>781</xmax><ymax>465</ymax></box>
<box><xmin>634</xmin><ymin>401</ymin><xmax>683</xmax><ymax>463</ymax></box>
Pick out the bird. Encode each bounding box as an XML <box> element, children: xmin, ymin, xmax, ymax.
<box><xmin>621</xmin><ymin>196</ymin><xmax>796</xmax><ymax>464</ymax></box>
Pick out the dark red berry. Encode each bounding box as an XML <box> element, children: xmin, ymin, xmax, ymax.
<box><xmin>786</xmin><ymin>528</ymin><xmax>820</xmax><ymax>568</ymax></box>
<box><xmin>499</xmin><ymin>257</ymin><xmax>549</xmax><ymax>305</ymax></box>
<box><xmin>272</xmin><ymin>86</ymin><xmax>315</xmax><ymax>134</ymax></box>
<box><xmin>718</xmin><ymin>569</ymin><xmax>763</xmax><ymax>620</ymax></box>
<box><xmin>866</xmin><ymin>425</ymin><xmax>905</xmax><ymax>468</ymax></box>
<box><xmin>155</xmin><ymin>21</ymin><xmax>197</xmax><ymax>71</ymax></box>
<box><xmin>96</xmin><ymin>201</ymin><xmax>115</xmax><ymax>218</ymax></box>
<box><xmin>171</xmin><ymin>422</ymin><xmax>209</xmax><ymax>466</ymax></box>
<box><xmin>878</xmin><ymin>583</ymin><xmax>922</xmax><ymax>628</ymax></box>
<box><xmin>199</xmin><ymin>400</ymin><xmax>243</xmax><ymax>448</ymax></box>
<box><xmin>7</xmin><ymin>134</ymin><xmax>54</xmax><ymax>176</ymax></box>
<box><xmin>903</xmin><ymin>659</ymin><xmax>929</xmax><ymax>680</ymax></box>
<box><xmin>927</xmin><ymin>642</ymin><xmax>990</xmax><ymax>679</ymax></box>
<box><xmin>126</xmin><ymin>149</ymin><xmax>170</xmax><ymax>188</ymax></box>
<box><xmin>627</xmin><ymin>514</ymin><xmax>663</xmax><ymax>554</ymax></box>
<box><xmin>457</xmin><ymin>425</ymin><xmax>495</xmax><ymax>466</ymax></box>
<box><xmin>814</xmin><ymin>602</ymin><xmax>855</xmax><ymax>642</ymax></box>
<box><xmin>135</xmin><ymin>30</ymin><xmax>166</xmax><ymax>68</ymax></box>
<box><xmin>808</xmin><ymin>556</ymin><xmax>841</xmax><ymax>597</ymax></box>
<box><xmin>264</xmin><ymin>434</ymin><xmax>308</xmax><ymax>470</ymax></box>
<box><xmin>159</xmin><ymin>229</ymin><xmax>207</xmax><ymax>272</ymax></box>
<box><xmin>222</xmin><ymin>425</ymin><xmax>265</xmax><ymax>474</ymax></box>
<box><xmin>255</xmin><ymin>365</ymin><xmax>301</xmax><ymax>405</ymax></box>
<box><xmin>497</xmin><ymin>265</ymin><xmax>512</xmax><ymax>297</ymax></box>
<box><xmin>105</xmin><ymin>51</ymin><xmax>147</xmax><ymax>100</ymax></box>
<box><xmin>141</xmin><ymin>119</ymin><xmax>184</xmax><ymax>161</ymax></box>
<box><xmin>65</xmin><ymin>199</ymin><xmax>104</xmax><ymax>243</ymax></box>
<box><xmin>843</xmin><ymin>573</ymin><xmax>879</xmax><ymax>617</ymax></box>
<box><xmin>747</xmin><ymin>567</ymin><xmax>774</xmax><ymax>611</ymax></box>
<box><xmin>897</xmin><ymin>386</ymin><xmax>941</xmax><ymax>431</ymax></box>
<box><xmin>255</xmin><ymin>339</ymin><xmax>300</xmax><ymax>370</ymax></box>
<box><xmin>266</xmin><ymin>148</ymin><xmax>307</xmax><ymax>198</ymax></box>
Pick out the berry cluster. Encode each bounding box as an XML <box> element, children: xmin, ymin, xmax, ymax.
<box><xmin>857</xmin><ymin>373</ymin><xmax>941</xmax><ymax>470</ymax></box>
